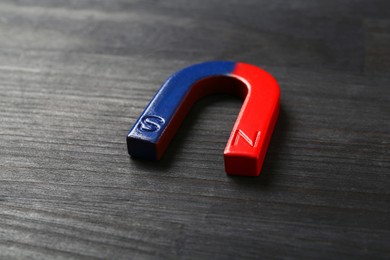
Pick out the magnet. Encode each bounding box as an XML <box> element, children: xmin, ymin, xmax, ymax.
<box><xmin>127</xmin><ymin>61</ymin><xmax>280</xmax><ymax>176</ymax></box>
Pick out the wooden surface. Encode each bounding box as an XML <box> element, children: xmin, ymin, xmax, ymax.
<box><xmin>0</xmin><ymin>0</ymin><xmax>389</xmax><ymax>259</ymax></box>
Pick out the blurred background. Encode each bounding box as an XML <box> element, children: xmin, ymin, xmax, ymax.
<box><xmin>0</xmin><ymin>0</ymin><xmax>389</xmax><ymax>259</ymax></box>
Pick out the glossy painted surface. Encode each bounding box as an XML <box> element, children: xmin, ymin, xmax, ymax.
<box><xmin>127</xmin><ymin>61</ymin><xmax>280</xmax><ymax>176</ymax></box>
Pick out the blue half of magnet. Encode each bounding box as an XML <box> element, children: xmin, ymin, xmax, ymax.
<box><xmin>127</xmin><ymin>61</ymin><xmax>236</xmax><ymax>160</ymax></box>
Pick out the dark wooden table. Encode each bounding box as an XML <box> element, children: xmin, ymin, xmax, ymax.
<box><xmin>1</xmin><ymin>0</ymin><xmax>389</xmax><ymax>259</ymax></box>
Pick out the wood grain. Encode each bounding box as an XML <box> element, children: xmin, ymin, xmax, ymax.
<box><xmin>0</xmin><ymin>0</ymin><xmax>389</xmax><ymax>259</ymax></box>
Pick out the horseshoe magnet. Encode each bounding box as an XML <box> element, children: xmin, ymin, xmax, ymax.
<box><xmin>127</xmin><ymin>61</ymin><xmax>280</xmax><ymax>176</ymax></box>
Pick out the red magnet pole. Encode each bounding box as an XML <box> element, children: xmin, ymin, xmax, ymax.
<box><xmin>127</xmin><ymin>61</ymin><xmax>280</xmax><ymax>176</ymax></box>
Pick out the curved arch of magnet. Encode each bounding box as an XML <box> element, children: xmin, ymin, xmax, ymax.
<box><xmin>127</xmin><ymin>61</ymin><xmax>280</xmax><ymax>176</ymax></box>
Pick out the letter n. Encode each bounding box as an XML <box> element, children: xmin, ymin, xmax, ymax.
<box><xmin>233</xmin><ymin>130</ymin><xmax>261</xmax><ymax>147</ymax></box>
